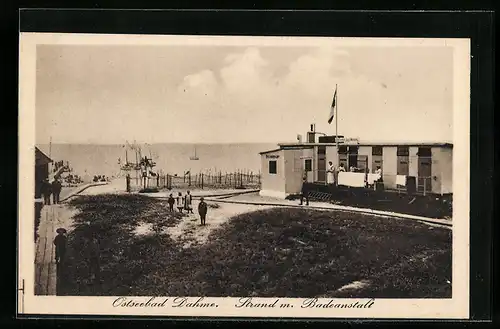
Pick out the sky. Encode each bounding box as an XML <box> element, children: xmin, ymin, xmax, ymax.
<box><xmin>35</xmin><ymin>42</ymin><xmax>454</xmax><ymax>144</ymax></box>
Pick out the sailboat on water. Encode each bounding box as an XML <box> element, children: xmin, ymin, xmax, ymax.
<box><xmin>189</xmin><ymin>145</ymin><xmax>199</xmax><ymax>160</ymax></box>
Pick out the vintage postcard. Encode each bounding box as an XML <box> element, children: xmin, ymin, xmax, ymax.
<box><xmin>18</xmin><ymin>33</ymin><xmax>470</xmax><ymax>319</ymax></box>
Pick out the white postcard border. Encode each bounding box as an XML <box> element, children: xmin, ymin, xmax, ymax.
<box><xmin>18</xmin><ymin>33</ymin><xmax>470</xmax><ymax>319</ymax></box>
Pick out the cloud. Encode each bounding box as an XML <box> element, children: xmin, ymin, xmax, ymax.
<box><xmin>220</xmin><ymin>47</ymin><xmax>272</xmax><ymax>94</ymax></box>
<box><xmin>283</xmin><ymin>48</ymin><xmax>351</xmax><ymax>95</ymax></box>
<box><xmin>172</xmin><ymin>46</ymin><xmax>396</xmax><ymax>142</ymax></box>
<box><xmin>178</xmin><ymin>69</ymin><xmax>218</xmax><ymax>96</ymax></box>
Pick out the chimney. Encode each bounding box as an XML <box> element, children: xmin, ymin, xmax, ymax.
<box><xmin>307</xmin><ymin>132</ymin><xmax>315</xmax><ymax>143</ymax></box>
<box><xmin>310</xmin><ymin>124</ymin><xmax>316</xmax><ymax>132</ymax></box>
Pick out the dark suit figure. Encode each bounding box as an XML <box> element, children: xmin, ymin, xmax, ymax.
<box><xmin>52</xmin><ymin>179</ymin><xmax>62</xmax><ymax>204</ymax></box>
<box><xmin>126</xmin><ymin>174</ymin><xmax>131</xmax><ymax>192</ymax></box>
<box><xmin>41</xmin><ymin>179</ymin><xmax>52</xmax><ymax>205</ymax></box>
<box><xmin>300</xmin><ymin>175</ymin><xmax>310</xmax><ymax>206</ymax></box>
<box><xmin>198</xmin><ymin>198</ymin><xmax>208</xmax><ymax>225</ymax></box>
<box><xmin>167</xmin><ymin>194</ymin><xmax>175</xmax><ymax>212</ymax></box>
<box><xmin>53</xmin><ymin>228</ymin><xmax>67</xmax><ymax>264</ymax></box>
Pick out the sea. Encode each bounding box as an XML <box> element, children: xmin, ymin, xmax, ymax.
<box><xmin>36</xmin><ymin>143</ymin><xmax>277</xmax><ymax>182</ymax></box>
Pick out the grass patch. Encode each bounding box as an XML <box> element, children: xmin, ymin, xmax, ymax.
<box><xmin>207</xmin><ymin>203</ymin><xmax>220</xmax><ymax>209</ymax></box>
<box><xmin>60</xmin><ymin>195</ymin><xmax>451</xmax><ymax>298</ymax></box>
<box><xmin>139</xmin><ymin>187</ymin><xmax>160</xmax><ymax>193</ymax></box>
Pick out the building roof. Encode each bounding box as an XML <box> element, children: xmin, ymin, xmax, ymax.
<box><xmin>258</xmin><ymin>148</ymin><xmax>282</xmax><ymax>155</ymax></box>
<box><xmin>259</xmin><ymin>145</ymin><xmax>315</xmax><ymax>155</ymax></box>
<box><xmin>278</xmin><ymin>142</ymin><xmax>453</xmax><ymax>148</ymax></box>
<box><xmin>35</xmin><ymin>147</ymin><xmax>53</xmax><ymax>166</ymax></box>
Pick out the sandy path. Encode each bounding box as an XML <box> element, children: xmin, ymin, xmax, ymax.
<box><xmin>163</xmin><ymin>203</ymin><xmax>273</xmax><ymax>248</ymax></box>
<box><xmin>79</xmin><ymin>179</ymin><xmax>126</xmax><ymax>196</ymax></box>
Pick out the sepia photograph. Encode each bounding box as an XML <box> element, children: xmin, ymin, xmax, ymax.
<box><xmin>18</xmin><ymin>33</ymin><xmax>470</xmax><ymax>318</ymax></box>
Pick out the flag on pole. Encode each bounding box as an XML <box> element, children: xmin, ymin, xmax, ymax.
<box><xmin>328</xmin><ymin>87</ymin><xmax>337</xmax><ymax>124</ymax></box>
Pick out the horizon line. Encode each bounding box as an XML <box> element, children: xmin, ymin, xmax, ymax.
<box><xmin>36</xmin><ymin>141</ymin><xmax>281</xmax><ymax>145</ymax></box>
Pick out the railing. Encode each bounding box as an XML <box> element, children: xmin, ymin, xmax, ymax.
<box><xmin>302</xmin><ymin>169</ymin><xmax>437</xmax><ymax>196</ymax></box>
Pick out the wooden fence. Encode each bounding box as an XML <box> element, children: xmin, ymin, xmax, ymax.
<box><xmin>159</xmin><ymin>171</ymin><xmax>261</xmax><ymax>190</ymax></box>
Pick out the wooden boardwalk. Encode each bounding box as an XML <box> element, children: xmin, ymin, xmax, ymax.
<box><xmin>34</xmin><ymin>204</ymin><xmax>75</xmax><ymax>295</ymax></box>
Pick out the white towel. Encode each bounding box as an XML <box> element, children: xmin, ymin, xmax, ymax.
<box><xmin>396</xmin><ymin>175</ymin><xmax>407</xmax><ymax>186</ymax></box>
<box><xmin>338</xmin><ymin>172</ymin><xmax>365</xmax><ymax>188</ymax></box>
<box><xmin>366</xmin><ymin>173</ymin><xmax>380</xmax><ymax>185</ymax></box>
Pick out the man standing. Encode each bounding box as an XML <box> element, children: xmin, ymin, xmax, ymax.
<box><xmin>126</xmin><ymin>174</ymin><xmax>131</xmax><ymax>192</ymax></box>
<box><xmin>41</xmin><ymin>179</ymin><xmax>52</xmax><ymax>205</ymax></box>
<box><xmin>299</xmin><ymin>173</ymin><xmax>310</xmax><ymax>206</ymax></box>
<box><xmin>198</xmin><ymin>197</ymin><xmax>208</xmax><ymax>226</ymax></box>
<box><xmin>52</xmin><ymin>178</ymin><xmax>62</xmax><ymax>204</ymax></box>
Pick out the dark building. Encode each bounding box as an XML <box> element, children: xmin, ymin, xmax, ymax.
<box><xmin>35</xmin><ymin>147</ymin><xmax>52</xmax><ymax>198</ymax></box>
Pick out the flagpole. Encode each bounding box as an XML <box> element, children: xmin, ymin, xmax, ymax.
<box><xmin>335</xmin><ymin>84</ymin><xmax>339</xmax><ymax>185</ymax></box>
<box><xmin>335</xmin><ymin>84</ymin><xmax>338</xmax><ymax>147</ymax></box>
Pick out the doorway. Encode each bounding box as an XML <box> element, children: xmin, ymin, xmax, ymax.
<box><xmin>417</xmin><ymin>147</ymin><xmax>432</xmax><ymax>193</ymax></box>
<box><xmin>317</xmin><ymin>146</ymin><xmax>326</xmax><ymax>182</ymax></box>
<box><xmin>348</xmin><ymin>146</ymin><xmax>359</xmax><ymax>169</ymax></box>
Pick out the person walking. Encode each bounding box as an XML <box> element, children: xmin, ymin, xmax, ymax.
<box><xmin>167</xmin><ymin>193</ymin><xmax>175</xmax><ymax>212</ymax></box>
<box><xmin>184</xmin><ymin>190</ymin><xmax>194</xmax><ymax>214</ymax></box>
<box><xmin>198</xmin><ymin>197</ymin><xmax>208</xmax><ymax>226</ymax></box>
<box><xmin>51</xmin><ymin>178</ymin><xmax>62</xmax><ymax>204</ymax></box>
<box><xmin>176</xmin><ymin>192</ymin><xmax>184</xmax><ymax>213</ymax></box>
<box><xmin>53</xmin><ymin>228</ymin><xmax>67</xmax><ymax>264</ymax></box>
<box><xmin>299</xmin><ymin>173</ymin><xmax>310</xmax><ymax>206</ymax></box>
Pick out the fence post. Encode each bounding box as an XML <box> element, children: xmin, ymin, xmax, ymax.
<box><xmin>201</xmin><ymin>173</ymin><xmax>204</xmax><ymax>189</ymax></box>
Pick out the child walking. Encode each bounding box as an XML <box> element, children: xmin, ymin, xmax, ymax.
<box><xmin>184</xmin><ymin>190</ymin><xmax>194</xmax><ymax>214</ymax></box>
<box><xmin>176</xmin><ymin>192</ymin><xmax>184</xmax><ymax>213</ymax></box>
<box><xmin>53</xmin><ymin>228</ymin><xmax>67</xmax><ymax>264</ymax></box>
<box><xmin>198</xmin><ymin>197</ymin><xmax>208</xmax><ymax>226</ymax></box>
<box><xmin>167</xmin><ymin>193</ymin><xmax>175</xmax><ymax>212</ymax></box>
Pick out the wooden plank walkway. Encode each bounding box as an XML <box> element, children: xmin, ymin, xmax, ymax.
<box><xmin>34</xmin><ymin>205</ymin><xmax>74</xmax><ymax>295</ymax></box>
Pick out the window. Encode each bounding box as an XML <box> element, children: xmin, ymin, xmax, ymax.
<box><xmin>269</xmin><ymin>160</ymin><xmax>277</xmax><ymax>174</ymax></box>
<box><xmin>317</xmin><ymin>146</ymin><xmax>326</xmax><ymax>155</ymax></box>
<box><xmin>397</xmin><ymin>146</ymin><xmax>409</xmax><ymax>156</ymax></box>
<box><xmin>417</xmin><ymin>147</ymin><xmax>432</xmax><ymax>157</ymax></box>
<box><xmin>338</xmin><ymin>146</ymin><xmax>348</xmax><ymax>154</ymax></box>
<box><xmin>372</xmin><ymin>146</ymin><xmax>383</xmax><ymax>156</ymax></box>
<box><xmin>305</xmin><ymin>159</ymin><xmax>312</xmax><ymax>172</ymax></box>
